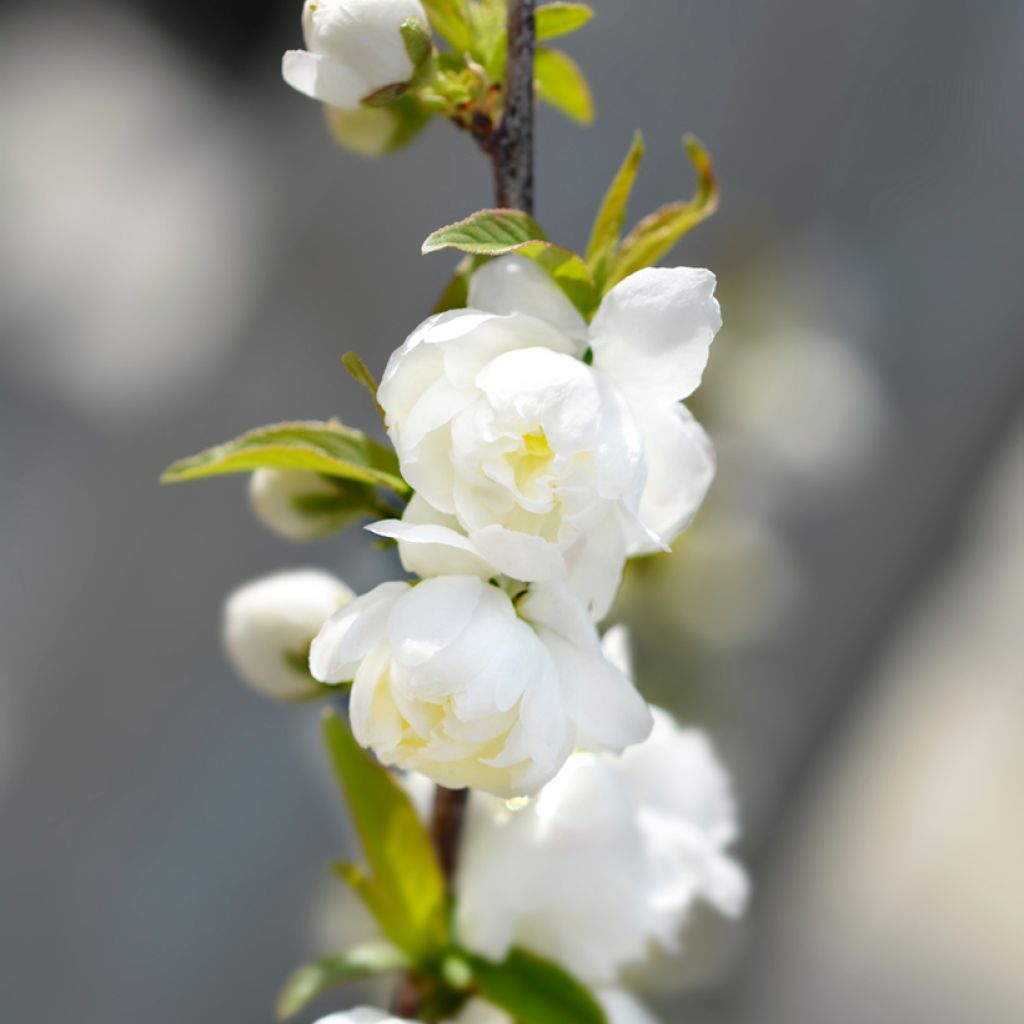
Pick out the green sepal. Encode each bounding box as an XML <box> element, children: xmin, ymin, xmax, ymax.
<box><xmin>160</xmin><ymin>420</ymin><xmax>409</xmax><ymax>498</ymax></box>
<box><xmin>459</xmin><ymin>947</ymin><xmax>607</xmax><ymax>1024</ymax></box>
<box><xmin>604</xmin><ymin>134</ymin><xmax>719</xmax><ymax>290</ymax></box>
<box><xmin>432</xmin><ymin>254</ymin><xmax>486</xmax><ymax>313</ymax></box>
<box><xmin>321</xmin><ymin>711</ymin><xmax>449</xmax><ymax>960</ymax></box>
<box><xmin>361</xmin><ymin>80</ymin><xmax>411</xmax><ymax>107</ymax></box>
<box><xmin>535</xmin><ymin>47</ymin><xmax>594</xmax><ymax>125</ymax></box>
<box><xmin>536</xmin><ymin>2</ymin><xmax>595</xmax><ymax>41</ymax></box>
<box><xmin>276</xmin><ymin>942</ymin><xmax>410</xmax><ymax>1019</ymax></box>
<box><xmin>585</xmin><ymin>132</ymin><xmax>645</xmax><ymax>286</ymax></box>
<box><xmin>401</xmin><ymin>17</ymin><xmax>435</xmax><ymax>71</ymax></box>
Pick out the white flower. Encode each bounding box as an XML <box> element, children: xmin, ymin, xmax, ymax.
<box><xmin>372</xmin><ymin>255</ymin><xmax>719</xmax><ymax>618</ymax></box>
<box><xmin>282</xmin><ymin>0</ymin><xmax>429</xmax><ymax>110</ymax></box>
<box><xmin>309</xmin><ymin>575</ymin><xmax>652</xmax><ymax>797</ymax></box>
<box><xmin>223</xmin><ymin>569</ymin><xmax>353</xmax><ymax>699</ymax></box>
<box><xmin>455</xmin><ymin>696</ymin><xmax>747</xmax><ymax>983</ymax></box>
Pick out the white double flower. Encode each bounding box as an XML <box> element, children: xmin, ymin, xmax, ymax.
<box><xmin>455</xmin><ymin>689</ymin><xmax>749</xmax><ymax>985</ymax></box>
<box><xmin>309</xmin><ymin>576</ymin><xmax>652</xmax><ymax>796</ymax></box>
<box><xmin>372</xmin><ymin>255</ymin><xmax>719</xmax><ymax>618</ymax></box>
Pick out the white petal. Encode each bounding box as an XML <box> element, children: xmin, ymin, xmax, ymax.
<box><xmin>471</xmin><ymin>525</ymin><xmax>567</xmax><ymax>582</ymax></box>
<box><xmin>629</xmin><ymin>402</ymin><xmax>715</xmax><ymax>554</ymax></box>
<box><xmin>309</xmin><ymin>580</ymin><xmax>407</xmax><ymax>682</ymax></box>
<box><xmin>521</xmin><ymin>583</ymin><xmax>653</xmax><ymax>750</ymax></box>
<box><xmin>281</xmin><ymin>49</ymin><xmax>366</xmax><ymax>109</ymax></box>
<box><xmin>597</xmin><ymin>990</ymin><xmax>660</xmax><ymax>1024</ymax></box>
<box><xmin>367</xmin><ymin>495</ymin><xmax>495</xmax><ymax>578</ymax></box>
<box><xmin>386</xmin><ymin>575</ymin><xmax>486</xmax><ymax>669</ymax></box>
<box><xmin>469</xmin><ymin>255</ymin><xmax>587</xmax><ymax>344</ymax></box>
<box><xmin>562</xmin><ymin>513</ymin><xmax>628</xmax><ymax>620</ymax></box>
<box><xmin>589</xmin><ymin>267</ymin><xmax>721</xmax><ymax>405</ymax></box>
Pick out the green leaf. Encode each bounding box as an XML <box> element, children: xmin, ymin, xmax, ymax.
<box><xmin>536</xmin><ymin>2</ymin><xmax>594</xmax><ymax>40</ymax></box>
<box><xmin>277</xmin><ymin>943</ymin><xmax>409</xmax><ymax>1019</ymax></box>
<box><xmin>463</xmin><ymin>948</ymin><xmax>606</xmax><ymax>1024</ymax></box>
<box><xmin>467</xmin><ymin>0</ymin><xmax>509</xmax><ymax>76</ymax></box>
<box><xmin>423</xmin><ymin>0</ymin><xmax>472</xmax><ymax>52</ymax></box>
<box><xmin>322</xmin><ymin>711</ymin><xmax>448</xmax><ymax>959</ymax></box>
<box><xmin>422</xmin><ymin>209</ymin><xmax>548</xmax><ymax>255</ymax></box>
<box><xmin>604</xmin><ymin>134</ymin><xmax>720</xmax><ymax>290</ymax></box>
<box><xmin>423</xmin><ymin>212</ymin><xmax>597</xmax><ymax>317</ymax></box>
<box><xmin>535</xmin><ymin>47</ymin><xmax>594</xmax><ymax>125</ymax></box>
<box><xmin>160</xmin><ymin>420</ymin><xmax>409</xmax><ymax>497</ymax></box>
<box><xmin>584</xmin><ymin>132</ymin><xmax>645</xmax><ymax>283</ymax></box>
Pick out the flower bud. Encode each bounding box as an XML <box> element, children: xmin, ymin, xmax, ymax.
<box><xmin>223</xmin><ymin>569</ymin><xmax>353</xmax><ymax>699</ymax></box>
<box><xmin>282</xmin><ymin>0</ymin><xmax>430</xmax><ymax>111</ymax></box>
<box><xmin>249</xmin><ymin>468</ymin><xmax>355</xmax><ymax>542</ymax></box>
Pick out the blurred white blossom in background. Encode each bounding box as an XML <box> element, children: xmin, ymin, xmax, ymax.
<box><xmin>0</xmin><ymin>4</ymin><xmax>268</xmax><ymax>421</ymax></box>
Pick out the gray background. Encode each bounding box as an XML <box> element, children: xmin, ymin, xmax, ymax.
<box><xmin>1</xmin><ymin>1</ymin><xmax>1022</xmax><ymax>1021</ymax></box>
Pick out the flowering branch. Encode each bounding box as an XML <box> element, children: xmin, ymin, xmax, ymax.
<box><xmin>165</xmin><ymin>4</ymin><xmax>752</xmax><ymax>1024</ymax></box>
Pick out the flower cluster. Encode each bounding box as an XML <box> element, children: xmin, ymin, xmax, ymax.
<box><xmin>165</xmin><ymin>1</ymin><xmax>751</xmax><ymax>1021</ymax></box>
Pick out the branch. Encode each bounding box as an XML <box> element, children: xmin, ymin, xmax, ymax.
<box><xmin>492</xmin><ymin>0</ymin><xmax>536</xmax><ymax>214</ymax></box>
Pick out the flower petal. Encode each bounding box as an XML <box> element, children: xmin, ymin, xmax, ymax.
<box><xmin>309</xmin><ymin>580</ymin><xmax>407</xmax><ymax>682</ymax></box>
<box><xmin>281</xmin><ymin>49</ymin><xmax>366</xmax><ymax>109</ymax></box>
<box><xmin>629</xmin><ymin>402</ymin><xmax>715</xmax><ymax>554</ymax></box>
<box><xmin>469</xmin><ymin>254</ymin><xmax>587</xmax><ymax>344</ymax></box>
<box><xmin>589</xmin><ymin>267</ymin><xmax>721</xmax><ymax>405</ymax></box>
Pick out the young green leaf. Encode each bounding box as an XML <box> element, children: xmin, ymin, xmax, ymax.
<box><xmin>160</xmin><ymin>420</ymin><xmax>409</xmax><ymax>497</ymax></box>
<box><xmin>535</xmin><ymin>47</ymin><xmax>595</xmax><ymax>125</ymax></box>
<box><xmin>584</xmin><ymin>132</ymin><xmax>645</xmax><ymax>281</ymax></box>
<box><xmin>536</xmin><ymin>2</ymin><xmax>595</xmax><ymax>41</ymax></box>
<box><xmin>422</xmin><ymin>209</ymin><xmax>548</xmax><ymax>254</ymax></box>
<box><xmin>322</xmin><ymin>711</ymin><xmax>449</xmax><ymax>959</ymax></box>
<box><xmin>423</xmin><ymin>213</ymin><xmax>597</xmax><ymax>316</ymax></box>
<box><xmin>277</xmin><ymin>942</ymin><xmax>409</xmax><ymax>1020</ymax></box>
<box><xmin>467</xmin><ymin>0</ymin><xmax>509</xmax><ymax>76</ymax></box>
<box><xmin>422</xmin><ymin>0</ymin><xmax>472</xmax><ymax>52</ymax></box>
<box><xmin>604</xmin><ymin>134</ymin><xmax>720</xmax><ymax>290</ymax></box>
<box><xmin>432</xmin><ymin>254</ymin><xmax>486</xmax><ymax>313</ymax></box>
<box><xmin>462</xmin><ymin>947</ymin><xmax>607</xmax><ymax>1024</ymax></box>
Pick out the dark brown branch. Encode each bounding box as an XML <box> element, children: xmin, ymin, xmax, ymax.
<box><xmin>492</xmin><ymin>0</ymin><xmax>536</xmax><ymax>214</ymax></box>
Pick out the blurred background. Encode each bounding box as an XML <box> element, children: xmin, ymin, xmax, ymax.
<box><xmin>2</xmin><ymin>1</ymin><xmax>1022</xmax><ymax>1021</ymax></box>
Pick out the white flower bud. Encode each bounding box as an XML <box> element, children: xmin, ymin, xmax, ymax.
<box><xmin>456</xmin><ymin>701</ymin><xmax>748</xmax><ymax>984</ymax></box>
<box><xmin>223</xmin><ymin>569</ymin><xmax>354</xmax><ymax>699</ymax></box>
<box><xmin>282</xmin><ymin>0</ymin><xmax>429</xmax><ymax>110</ymax></box>
<box><xmin>309</xmin><ymin>576</ymin><xmax>652</xmax><ymax>797</ymax></box>
<box><xmin>249</xmin><ymin>468</ymin><xmax>355</xmax><ymax>542</ymax></box>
